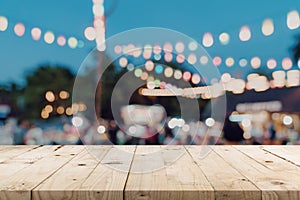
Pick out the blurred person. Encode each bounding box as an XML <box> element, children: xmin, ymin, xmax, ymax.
<box><xmin>24</xmin><ymin>123</ymin><xmax>44</xmax><ymax>145</ymax></box>
<box><xmin>13</xmin><ymin>119</ymin><xmax>29</xmax><ymax>145</ymax></box>
<box><xmin>0</xmin><ymin>119</ymin><xmax>14</xmax><ymax>144</ymax></box>
<box><xmin>222</xmin><ymin>115</ymin><xmax>244</xmax><ymax>145</ymax></box>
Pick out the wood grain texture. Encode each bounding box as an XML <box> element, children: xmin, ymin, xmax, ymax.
<box><xmin>187</xmin><ymin>146</ymin><xmax>261</xmax><ymax>200</ymax></box>
<box><xmin>0</xmin><ymin>145</ymin><xmax>300</xmax><ymax>200</ymax></box>
<box><xmin>32</xmin><ymin>146</ymin><xmax>111</xmax><ymax>200</ymax></box>
<box><xmin>0</xmin><ymin>145</ymin><xmax>84</xmax><ymax>200</ymax></box>
<box><xmin>214</xmin><ymin>146</ymin><xmax>300</xmax><ymax>200</ymax></box>
<box><xmin>125</xmin><ymin>146</ymin><xmax>214</xmax><ymax>200</ymax></box>
<box><xmin>262</xmin><ymin>146</ymin><xmax>300</xmax><ymax>166</ymax></box>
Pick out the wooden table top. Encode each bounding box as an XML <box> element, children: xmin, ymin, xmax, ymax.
<box><xmin>0</xmin><ymin>145</ymin><xmax>299</xmax><ymax>200</ymax></box>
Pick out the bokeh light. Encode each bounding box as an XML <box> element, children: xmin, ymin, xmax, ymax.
<box><xmin>145</xmin><ymin>60</ymin><xmax>154</xmax><ymax>71</ymax></box>
<box><xmin>282</xmin><ymin>57</ymin><xmax>293</xmax><ymax>70</ymax></box>
<box><xmin>283</xmin><ymin>115</ymin><xmax>293</xmax><ymax>126</ymax></box>
<box><xmin>84</xmin><ymin>26</ymin><xmax>96</xmax><ymax>41</ymax></box>
<box><xmin>164</xmin><ymin>67</ymin><xmax>173</xmax><ymax>78</ymax></box>
<box><xmin>45</xmin><ymin>105</ymin><xmax>53</xmax><ymax>113</ymax></box>
<box><xmin>147</xmin><ymin>81</ymin><xmax>156</xmax><ymax>89</ymax></box>
<box><xmin>153</xmin><ymin>44</ymin><xmax>162</xmax><ymax>54</ymax></box>
<box><xmin>187</xmin><ymin>53</ymin><xmax>197</xmax><ymax>64</ymax></box>
<box><xmin>191</xmin><ymin>74</ymin><xmax>201</xmax><ymax>84</ymax></box>
<box><xmin>213</xmin><ymin>56</ymin><xmax>222</xmax><ymax>66</ymax></box>
<box><xmin>68</xmin><ymin>37</ymin><xmax>78</xmax><ymax>49</ymax></box>
<box><xmin>174</xmin><ymin>70</ymin><xmax>182</xmax><ymax>80</ymax></box>
<box><xmin>31</xmin><ymin>27</ymin><xmax>42</xmax><ymax>41</ymax></box>
<box><xmin>154</xmin><ymin>54</ymin><xmax>161</xmax><ymax>61</ymax></box>
<box><xmin>202</xmin><ymin>32</ymin><xmax>214</xmax><ymax>47</ymax></box>
<box><xmin>57</xmin><ymin>106</ymin><xmax>65</xmax><ymax>115</ymax></box>
<box><xmin>183</xmin><ymin>71</ymin><xmax>191</xmax><ymax>82</ymax></box>
<box><xmin>97</xmin><ymin>125</ymin><xmax>106</xmax><ymax>134</ymax></box>
<box><xmin>66</xmin><ymin>107</ymin><xmax>73</xmax><ymax>116</ymax></box>
<box><xmin>176</xmin><ymin>54</ymin><xmax>185</xmax><ymax>63</ymax></box>
<box><xmin>77</xmin><ymin>40</ymin><xmax>84</xmax><ymax>48</ymax></box>
<box><xmin>188</xmin><ymin>41</ymin><xmax>198</xmax><ymax>51</ymax></box>
<box><xmin>0</xmin><ymin>16</ymin><xmax>8</xmax><ymax>31</ymax></box>
<box><xmin>44</xmin><ymin>31</ymin><xmax>55</xmax><ymax>44</ymax></box>
<box><xmin>141</xmin><ymin>72</ymin><xmax>149</xmax><ymax>80</ymax></box>
<box><xmin>205</xmin><ymin>118</ymin><xmax>215</xmax><ymax>127</ymax></box>
<box><xmin>147</xmin><ymin>76</ymin><xmax>155</xmax><ymax>82</ymax></box>
<box><xmin>225</xmin><ymin>57</ymin><xmax>235</xmax><ymax>67</ymax></box>
<box><xmin>250</xmin><ymin>57</ymin><xmax>261</xmax><ymax>69</ymax></box>
<box><xmin>57</xmin><ymin>35</ymin><xmax>66</xmax><ymax>46</ymax></box>
<box><xmin>175</xmin><ymin>42</ymin><xmax>185</xmax><ymax>53</ymax></box>
<box><xmin>200</xmin><ymin>56</ymin><xmax>209</xmax><ymax>65</ymax></box>
<box><xmin>14</xmin><ymin>23</ymin><xmax>25</xmax><ymax>37</ymax></box>
<box><xmin>119</xmin><ymin>57</ymin><xmax>128</xmax><ymax>68</ymax></box>
<box><xmin>287</xmin><ymin>10</ymin><xmax>300</xmax><ymax>30</ymax></box>
<box><xmin>72</xmin><ymin>116</ymin><xmax>83</xmax><ymax>127</ymax></box>
<box><xmin>143</xmin><ymin>51</ymin><xmax>152</xmax><ymax>59</ymax></box>
<box><xmin>155</xmin><ymin>64</ymin><xmax>164</xmax><ymax>74</ymax></box>
<box><xmin>267</xmin><ymin>58</ymin><xmax>277</xmax><ymax>69</ymax></box>
<box><xmin>239</xmin><ymin>26</ymin><xmax>251</xmax><ymax>42</ymax></box>
<box><xmin>239</xmin><ymin>58</ymin><xmax>248</xmax><ymax>67</ymax></box>
<box><xmin>45</xmin><ymin>91</ymin><xmax>55</xmax><ymax>102</ymax></box>
<box><xmin>262</xmin><ymin>19</ymin><xmax>274</xmax><ymax>36</ymax></box>
<box><xmin>134</xmin><ymin>68</ymin><xmax>143</xmax><ymax>77</ymax></box>
<box><xmin>93</xmin><ymin>4</ymin><xmax>104</xmax><ymax>16</ymax></box>
<box><xmin>221</xmin><ymin>73</ymin><xmax>231</xmax><ymax>83</ymax></box>
<box><xmin>114</xmin><ymin>45</ymin><xmax>122</xmax><ymax>54</ymax></box>
<box><xmin>219</xmin><ymin>32</ymin><xmax>230</xmax><ymax>45</ymax></box>
<box><xmin>127</xmin><ymin>63</ymin><xmax>134</xmax><ymax>71</ymax></box>
<box><xmin>164</xmin><ymin>53</ymin><xmax>173</xmax><ymax>62</ymax></box>
<box><xmin>163</xmin><ymin>42</ymin><xmax>173</xmax><ymax>53</ymax></box>
<box><xmin>41</xmin><ymin>110</ymin><xmax>49</xmax><ymax>119</ymax></box>
<box><xmin>59</xmin><ymin>91</ymin><xmax>69</xmax><ymax>99</ymax></box>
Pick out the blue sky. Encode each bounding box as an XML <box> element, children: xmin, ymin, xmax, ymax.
<box><xmin>0</xmin><ymin>0</ymin><xmax>300</xmax><ymax>84</ymax></box>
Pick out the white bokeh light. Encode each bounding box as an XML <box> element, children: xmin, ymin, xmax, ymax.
<box><xmin>239</xmin><ymin>26</ymin><xmax>251</xmax><ymax>42</ymax></box>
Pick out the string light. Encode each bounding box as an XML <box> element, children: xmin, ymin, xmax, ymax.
<box><xmin>225</xmin><ymin>57</ymin><xmax>235</xmax><ymax>67</ymax></box>
<box><xmin>287</xmin><ymin>10</ymin><xmax>300</xmax><ymax>30</ymax></box>
<box><xmin>31</xmin><ymin>27</ymin><xmax>42</xmax><ymax>41</ymax></box>
<box><xmin>250</xmin><ymin>57</ymin><xmax>261</xmax><ymax>69</ymax></box>
<box><xmin>239</xmin><ymin>26</ymin><xmax>251</xmax><ymax>42</ymax></box>
<box><xmin>262</xmin><ymin>19</ymin><xmax>274</xmax><ymax>36</ymax></box>
<box><xmin>219</xmin><ymin>32</ymin><xmax>230</xmax><ymax>45</ymax></box>
<box><xmin>84</xmin><ymin>26</ymin><xmax>96</xmax><ymax>41</ymax></box>
<box><xmin>44</xmin><ymin>31</ymin><xmax>55</xmax><ymax>44</ymax></box>
<box><xmin>202</xmin><ymin>32</ymin><xmax>214</xmax><ymax>47</ymax></box>
<box><xmin>57</xmin><ymin>35</ymin><xmax>66</xmax><ymax>46</ymax></box>
<box><xmin>0</xmin><ymin>16</ymin><xmax>8</xmax><ymax>31</ymax></box>
<box><xmin>239</xmin><ymin>58</ymin><xmax>248</xmax><ymax>67</ymax></box>
<box><xmin>14</xmin><ymin>23</ymin><xmax>25</xmax><ymax>37</ymax></box>
<box><xmin>92</xmin><ymin>0</ymin><xmax>106</xmax><ymax>51</ymax></box>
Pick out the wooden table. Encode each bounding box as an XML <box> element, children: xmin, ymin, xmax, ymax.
<box><xmin>0</xmin><ymin>145</ymin><xmax>299</xmax><ymax>200</ymax></box>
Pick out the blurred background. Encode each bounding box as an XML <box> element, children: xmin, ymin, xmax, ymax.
<box><xmin>1</xmin><ymin>0</ymin><xmax>300</xmax><ymax>145</ymax></box>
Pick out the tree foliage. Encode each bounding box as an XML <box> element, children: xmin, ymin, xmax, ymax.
<box><xmin>23</xmin><ymin>65</ymin><xmax>75</xmax><ymax>119</ymax></box>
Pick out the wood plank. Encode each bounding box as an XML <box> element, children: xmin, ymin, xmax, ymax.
<box><xmin>0</xmin><ymin>145</ymin><xmax>37</xmax><ymax>162</ymax></box>
<box><xmin>234</xmin><ymin>146</ymin><xmax>300</xmax><ymax>171</ymax></box>
<box><xmin>32</xmin><ymin>146</ymin><xmax>112</xmax><ymax>200</ymax></box>
<box><xmin>125</xmin><ymin>146</ymin><xmax>214</xmax><ymax>200</ymax></box>
<box><xmin>79</xmin><ymin>146</ymin><xmax>136</xmax><ymax>200</ymax></box>
<box><xmin>214</xmin><ymin>146</ymin><xmax>300</xmax><ymax>200</ymax></box>
<box><xmin>0</xmin><ymin>146</ymin><xmax>54</xmax><ymax>180</ymax></box>
<box><xmin>262</xmin><ymin>146</ymin><xmax>300</xmax><ymax>166</ymax></box>
<box><xmin>0</xmin><ymin>145</ymin><xmax>84</xmax><ymax>200</ymax></box>
<box><xmin>187</xmin><ymin>146</ymin><xmax>260</xmax><ymax>200</ymax></box>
